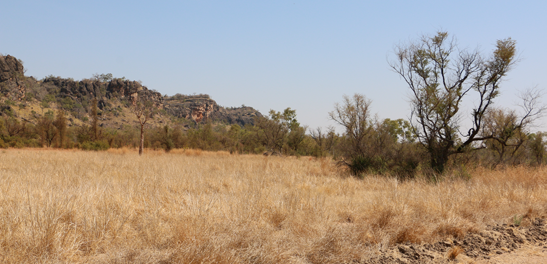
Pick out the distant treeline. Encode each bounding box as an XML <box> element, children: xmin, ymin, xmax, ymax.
<box><xmin>1</xmin><ymin>101</ymin><xmax>545</xmax><ymax>179</ymax></box>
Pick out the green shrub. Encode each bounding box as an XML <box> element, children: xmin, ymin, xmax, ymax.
<box><xmin>44</xmin><ymin>94</ymin><xmax>55</xmax><ymax>103</ymax></box>
<box><xmin>348</xmin><ymin>155</ymin><xmax>387</xmax><ymax>178</ymax></box>
<box><xmin>513</xmin><ymin>215</ymin><xmax>523</xmax><ymax>226</ymax></box>
<box><xmin>25</xmin><ymin>93</ymin><xmax>34</xmax><ymax>101</ymax></box>
<box><xmin>81</xmin><ymin>140</ymin><xmax>109</xmax><ymax>151</ymax></box>
<box><xmin>391</xmin><ymin>158</ymin><xmax>420</xmax><ymax>179</ymax></box>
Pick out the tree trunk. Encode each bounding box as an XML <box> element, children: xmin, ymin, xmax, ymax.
<box><xmin>139</xmin><ymin>123</ymin><xmax>144</xmax><ymax>156</ymax></box>
<box><xmin>430</xmin><ymin>147</ymin><xmax>450</xmax><ymax>175</ymax></box>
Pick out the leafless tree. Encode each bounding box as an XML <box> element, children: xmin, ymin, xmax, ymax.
<box><xmin>481</xmin><ymin>89</ymin><xmax>546</xmax><ymax>166</ymax></box>
<box><xmin>329</xmin><ymin>94</ymin><xmax>374</xmax><ymax>157</ymax></box>
<box><xmin>131</xmin><ymin>91</ymin><xmax>155</xmax><ymax>155</ymax></box>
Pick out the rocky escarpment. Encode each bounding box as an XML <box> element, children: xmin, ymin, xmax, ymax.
<box><xmin>41</xmin><ymin>76</ymin><xmax>164</xmax><ymax>111</ymax></box>
<box><xmin>215</xmin><ymin>106</ymin><xmax>262</xmax><ymax>127</ymax></box>
<box><xmin>164</xmin><ymin>94</ymin><xmax>262</xmax><ymax>126</ymax></box>
<box><xmin>0</xmin><ymin>54</ymin><xmax>262</xmax><ymax>127</ymax></box>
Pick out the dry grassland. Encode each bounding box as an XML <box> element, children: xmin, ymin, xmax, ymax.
<box><xmin>0</xmin><ymin>149</ymin><xmax>546</xmax><ymax>263</ymax></box>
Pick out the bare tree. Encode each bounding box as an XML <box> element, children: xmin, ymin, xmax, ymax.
<box><xmin>310</xmin><ymin>127</ymin><xmax>326</xmax><ymax>157</ymax></box>
<box><xmin>131</xmin><ymin>91</ymin><xmax>155</xmax><ymax>155</ymax></box>
<box><xmin>53</xmin><ymin>109</ymin><xmax>67</xmax><ymax>148</ymax></box>
<box><xmin>390</xmin><ymin>31</ymin><xmax>528</xmax><ymax>173</ymax></box>
<box><xmin>481</xmin><ymin>108</ymin><xmax>526</xmax><ymax>166</ymax></box>
<box><xmin>481</xmin><ymin>89</ymin><xmax>546</xmax><ymax>166</ymax></box>
<box><xmin>91</xmin><ymin>98</ymin><xmax>100</xmax><ymax>141</ymax></box>
<box><xmin>36</xmin><ymin>111</ymin><xmax>57</xmax><ymax>147</ymax></box>
<box><xmin>329</xmin><ymin>94</ymin><xmax>374</xmax><ymax>158</ymax></box>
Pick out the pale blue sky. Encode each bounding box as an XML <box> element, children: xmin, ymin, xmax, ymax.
<box><xmin>2</xmin><ymin>1</ymin><xmax>546</xmax><ymax>131</ymax></box>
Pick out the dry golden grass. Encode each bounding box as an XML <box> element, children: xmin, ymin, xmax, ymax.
<box><xmin>0</xmin><ymin>149</ymin><xmax>546</xmax><ymax>263</ymax></box>
<box><xmin>447</xmin><ymin>246</ymin><xmax>464</xmax><ymax>260</ymax></box>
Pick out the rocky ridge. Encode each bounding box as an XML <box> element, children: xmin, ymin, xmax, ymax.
<box><xmin>0</xmin><ymin>54</ymin><xmax>262</xmax><ymax>128</ymax></box>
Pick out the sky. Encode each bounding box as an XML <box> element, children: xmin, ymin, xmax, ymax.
<box><xmin>2</xmin><ymin>0</ymin><xmax>546</xmax><ymax>132</ymax></box>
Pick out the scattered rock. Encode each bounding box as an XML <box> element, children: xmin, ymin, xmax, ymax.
<box><xmin>358</xmin><ymin>217</ymin><xmax>547</xmax><ymax>263</ymax></box>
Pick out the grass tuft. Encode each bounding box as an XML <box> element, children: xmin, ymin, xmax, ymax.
<box><xmin>447</xmin><ymin>246</ymin><xmax>464</xmax><ymax>260</ymax></box>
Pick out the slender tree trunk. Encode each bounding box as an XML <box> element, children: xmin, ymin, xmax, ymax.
<box><xmin>139</xmin><ymin>123</ymin><xmax>144</xmax><ymax>155</ymax></box>
<box><xmin>92</xmin><ymin>98</ymin><xmax>99</xmax><ymax>141</ymax></box>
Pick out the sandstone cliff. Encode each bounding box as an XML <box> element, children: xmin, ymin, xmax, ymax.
<box><xmin>0</xmin><ymin>55</ymin><xmax>24</xmax><ymax>82</ymax></box>
<box><xmin>163</xmin><ymin>94</ymin><xmax>261</xmax><ymax>127</ymax></box>
<box><xmin>0</xmin><ymin>54</ymin><xmax>262</xmax><ymax>127</ymax></box>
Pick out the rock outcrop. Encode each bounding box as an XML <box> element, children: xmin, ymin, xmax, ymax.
<box><xmin>0</xmin><ymin>55</ymin><xmax>24</xmax><ymax>82</ymax></box>
<box><xmin>0</xmin><ymin>55</ymin><xmax>28</xmax><ymax>101</ymax></box>
<box><xmin>0</xmin><ymin>54</ymin><xmax>262</xmax><ymax>127</ymax></box>
<box><xmin>214</xmin><ymin>106</ymin><xmax>262</xmax><ymax>127</ymax></box>
<box><xmin>163</xmin><ymin>94</ymin><xmax>262</xmax><ymax>126</ymax></box>
<box><xmin>41</xmin><ymin>77</ymin><xmax>164</xmax><ymax>110</ymax></box>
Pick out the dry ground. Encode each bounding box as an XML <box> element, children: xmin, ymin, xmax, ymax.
<box><xmin>0</xmin><ymin>149</ymin><xmax>546</xmax><ymax>263</ymax></box>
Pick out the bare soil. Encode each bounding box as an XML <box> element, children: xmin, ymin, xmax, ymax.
<box><xmin>360</xmin><ymin>218</ymin><xmax>547</xmax><ymax>263</ymax></box>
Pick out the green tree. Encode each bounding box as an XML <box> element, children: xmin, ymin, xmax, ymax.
<box><xmin>2</xmin><ymin>116</ymin><xmax>26</xmax><ymax>138</ymax></box>
<box><xmin>528</xmin><ymin>132</ymin><xmax>546</xmax><ymax>165</ymax></box>
<box><xmin>159</xmin><ymin>125</ymin><xmax>175</xmax><ymax>152</ymax></box>
<box><xmin>256</xmin><ymin>108</ymin><xmax>303</xmax><ymax>154</ymax></box>
<box><xmin>92</xmin><ymin>73</ymin><xmax>113</xmax><ymax>82</ymax></box>
<box><xmin>380</xmin><ymin>119</ymin><xmax>415</xmax><ymax>143</ymax></box>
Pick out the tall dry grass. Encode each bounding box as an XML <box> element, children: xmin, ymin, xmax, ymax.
<box><xmin>0</xmin><ymin>148</ymin><xmax>546</xmax><ymax>263</ymax></box>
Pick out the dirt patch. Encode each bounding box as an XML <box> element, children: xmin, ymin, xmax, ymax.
<box><xmin>359</xmin><ymin>218</ymin><xmax>547</xmax><ymax>263</ymax></box>
<box><xmin>474</xmin><ymin>244</ymin><xmax>547</xmax><ymax>264</ymax></box>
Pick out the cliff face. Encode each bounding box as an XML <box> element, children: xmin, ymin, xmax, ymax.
<box><xmin>41</xmin><ymin>77</ymin><xmax>164</xmax><ymax>111</ymax></box>
<box><xmin>163</xmin><ymin>95</ymin><xmax>262</xmax><ymax>126</ymax></box>
<box><xmin>0</xmin><ymin>55</ymin><xmax>28</xmax><ymax>102</ymax></box>
<box><xmin>0</xmin><ymin>54</ymin><xmax>262</xmax><ymax>127</ymax></box>
<box><xmin>0</xmin><ymin>55</ymin><xmax>24</xmax><ymax>82</ymax></box>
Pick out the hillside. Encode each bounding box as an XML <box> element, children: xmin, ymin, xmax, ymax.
<box><xmin>0</xmin><ymin>54</ymin><xmax>262</xmax><ymax>130</ymax></box>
